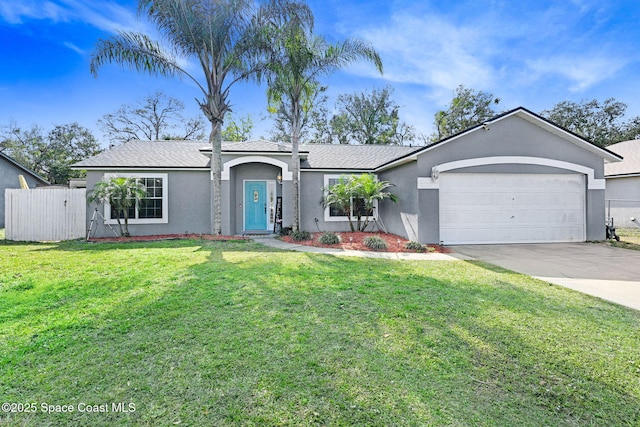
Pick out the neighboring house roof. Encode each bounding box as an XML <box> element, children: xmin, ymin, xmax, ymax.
<box><xmin>0</xmin><ymin>151</ymin><xmax>49</xmax><ymax>185</ymax></box>
<box><xmin>605</xmin><ymin>139</ymin><xmax>640</xmax><ymax>177</ymax></box>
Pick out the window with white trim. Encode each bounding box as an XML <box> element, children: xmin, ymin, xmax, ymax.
<box><xmin>104</xmin><ymin>173</ymin><xmax>168</xmax><ymax>224</ymax></box>
<box><xmin>323</xmin><ymin>174</ymin><xmax>378</xmax><ymax>222</ymax></box>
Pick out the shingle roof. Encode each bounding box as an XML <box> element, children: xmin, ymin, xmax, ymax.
<box><xmin>73</xmin><ymin>140</ymin><xmax>211</xmax><ymax>169</ymax></box>
<box><xmin>220</xmin><ymin>140</ymin><xmax>308</xmax><ymax>153</ymax></box>
<box><xmin>301</xmin><ymin>144</ymin><xmax>419</xmax><ymax>169</ymax></box>
<box><xmin>605</xmin><ymin>139</ymin><xmax>640</xmax><ymax>177</ymax></box>
<box><xmin>73</xmin><ymin>139</ymin><xmax>418</xmax><ymax>170</ymax></box>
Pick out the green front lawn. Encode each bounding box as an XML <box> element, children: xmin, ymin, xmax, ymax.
<box><xmin>0</xmin><ymin>239</ymin><xmax>638</xmax><ymax>426</ymax></box>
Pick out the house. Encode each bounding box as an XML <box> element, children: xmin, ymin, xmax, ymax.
<box><xmin>1</xmin><ymin>152</ymin><xmax>49</xmax><ymax>227</ymax></box>
<box><xmin>604</xmin><ymin>139</ymin><xmax>640</xmax><ymax>228</ymax></box>
<box><xmin>73</xmin><ymin>107</ymin><xmax>621</xmax><ymax>244</ymax></box>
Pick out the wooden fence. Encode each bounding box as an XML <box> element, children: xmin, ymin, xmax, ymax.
<box><xmin>5</xmin><ymin>188</ymin><xmax>86</xmax><ymax>241</ymax></box>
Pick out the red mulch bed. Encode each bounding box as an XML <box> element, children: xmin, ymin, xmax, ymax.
<box><xmin>280</xmin><ymin>231</ymin><xmax>449</xmax><ymax>253</ymax></box>
<box><xmin>88</xmin><ymin>234</ymin><xmax>248</xmax><ymax>243</ymax></box>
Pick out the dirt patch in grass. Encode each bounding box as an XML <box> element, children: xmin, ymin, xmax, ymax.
<box><xmin>280</xmin><ymin>231</ymin><xmax>449</xmax><ymax>253</ymax></box>
<box><xmin>88</xmin><ymin>234</ymin><xmax>248</xmax><ymax>243</ymax></box>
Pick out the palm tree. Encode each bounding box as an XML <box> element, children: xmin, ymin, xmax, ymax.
<box><xmin>90</xmin><ymin>0</ymin><xmax>310</xmax><ymax>235</ymax></box>
<box><xmin>353</xmin><ymin>173</ymin><xmax>397</xmax><ymax>232</ymax></box>
<box><xmin>89</xmin><ymin>177</ymin><xmax>147</xmax><ymax>237</ymax></box>
<box><xmin>322</xmin><ymin>174</ymin><xmax>397</xmax><ymax>232</ymax></box>
<box><xmin>261</xmin><ymin>13</ymin><xmax>383</xmax><ymax>232</ymax></box>
<box><xmin>321</xmin><ymin>176</ymin><xmax>357</xmax><ymax>231</ymax></box>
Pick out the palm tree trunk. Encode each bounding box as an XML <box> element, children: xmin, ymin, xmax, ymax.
<box><xmin>291</xmin><ymin>101</ymin><xmax>301</xmax><ymax>232</ymax></box>
<box><xmin>211</xmin><ymin>121</ymin><xmax>223</xmax><ymax>235</ymax></box>
<box><xmin>347</xmin><ymin>214</ymin><xmax>355</xmax><ymax>232</ymax></box>
<box><xmin>123</xmin><ymin>210</ymin><xmax>130</xmax><ymax>237</ymax></box>
<box><xmin>116</xmin><ymin>217</ymin><xmax>124</xmax><ymax>237</ymax></box>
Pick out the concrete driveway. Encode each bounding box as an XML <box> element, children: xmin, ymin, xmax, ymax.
<box><xmin>451</xmin><ymin>243</ymin><xmax>640</xmax><ymax>311</ymax></box>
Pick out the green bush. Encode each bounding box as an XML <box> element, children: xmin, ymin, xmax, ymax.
<box><xmin>318</xmin><ymin>232</ymin><xmax>341</xmax><ymax>245</ymax></box>
<box><xmin>291</xmin><ymin>230</ymin><xmax>312</xmax><ymax>242</ymax></box>
<box><xmin>279</xmin><ymin>226</ymin><xmax>292</xmax><ymax>236</ymax></box>
<box><xmin>404</xmin><ymin>241</ymin><xmax>425</xmax><ymax>252</ymax></box>
<box><xmin>363</xmin><ymin>236</ymin><xmax>388</xmax><ymax>251</ymax></box>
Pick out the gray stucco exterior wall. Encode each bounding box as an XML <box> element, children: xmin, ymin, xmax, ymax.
<box><xmin>1</xmin><ymin>159</ymin><xmax>45</xmax><ymax>227</ymax></box>
<box><xmin>587</xmin><ymin>189</ymin><xmax>606</xmax><ymax>239</ymax></box>
<box><xmin>299</xmin><ymin>171</ymin><xmax>339</xmax><ymax>233</ymax></box>
<box><xmin>86</xmin><ymin>170</ymin><xmax>210</xmax><ymax>237</ymax></box>
<box><xmin>418</xmin><ymin>189</ymin><xmax>439</xmax><ymax>244</ymax></box>
<box><xmin>378</xmin><ymin>162</ymin><xmax>419</xmax><ymax>241</ymax></box>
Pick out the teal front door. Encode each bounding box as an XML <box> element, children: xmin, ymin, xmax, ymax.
<box><xmin>244</xmin><ymin>181</ymin><xmax>267</xmax><ymax>231</ymax></box>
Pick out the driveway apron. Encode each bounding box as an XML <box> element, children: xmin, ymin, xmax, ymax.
<box><xmin>451</xmin><ymin>243</ymin><xmax>640</xmax><ymax>311</ymax></box>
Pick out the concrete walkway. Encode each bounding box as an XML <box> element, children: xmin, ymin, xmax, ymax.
<box><xmin>251</xmin><ymin>236</ymin><xmax>460</xmax><ymax>260</ymax></box>
<box><xmin>452</xmin><ymin>243</ymin><xmax>640</xmax><ymax>311</ymax></box>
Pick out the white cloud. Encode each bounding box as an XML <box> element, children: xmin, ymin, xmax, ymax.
<box><xmin>527</xmin><ymin>54</ymin><xmax>628</xmax><ymax>92</ymax></box>
<box><xmin>0</xmin><ymin>0</ymin><xmax>148</xmax><ymax>34</ymax></box>
<box><xmin>60</xmin><ymin>0</ymin><xmax>148</xmax><ymax>34</ymax></box>
<box><xmin>354</xmin><ymin>12</ymin><xmax>495</xmax><ymax>92</ymax></box>
<box><xmin>0</xmin><ymin>1</ymin><xmax>69</xmax><ymax>24</ymax></box>
<box><xmin>63</xmin><ymin>41</ymin><xmax>84</xmax><ymax>55</ymax></box>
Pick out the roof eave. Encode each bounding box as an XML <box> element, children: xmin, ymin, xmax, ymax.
<box><xmin>301</xmin><ymin>168</ymin><xmax>375</xmax><ymax>173</ymax></box>
<box><xmin>72</xmin><ymin>166</ymin><xmax>210</xmax><ymax>171</ymax></box>
<box><xmin>375</xmin><ymin>154</ymin><xmax>419</xmax><ymax>172</ymax></box>
<box><xmin>605</xmin><ymin>172</ymin><xmax>640</xmax><ymax>179</ymax></box>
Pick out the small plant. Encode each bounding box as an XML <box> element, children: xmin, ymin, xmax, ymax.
<box><xmin>318</xmin><ymin>232</ymin><xmax>341</xmax><ymax>245</ymax></box>
<box><xmin>404</xmin><ymin>241</ymin><xmax>425</xmax><ymax>252</ymax></box>
<box><xmin>291</xmin><ymin>230</ymin><xmax>312</xmax><ymax>241</ymax></box>
<box><xmin>364</xmin><ymin>235</ymin><xmax>388</xmax><ymax>251</ymax></box>
<box><xmin>279</xmin><ymin>226</ymin><xmax>292</xmax><ymax>236</ymax></box>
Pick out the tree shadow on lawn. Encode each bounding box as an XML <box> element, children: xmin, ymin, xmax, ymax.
<box><xmin>176</xmin><ymin>251</ymin><xmax>640</xmax><ymax>426</ymax></box>
<box><xmin>2</xmin><ymin>242</ymin><xmax>640</xmax><ymax>426</ymax></box>
<box><xmin>3</xmin><ymin>237</ymin><xmax>269</xmax><ymax>252</ymax></box>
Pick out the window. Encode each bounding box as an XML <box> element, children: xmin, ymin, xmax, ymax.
<box><xmin>104</xmin><ymin>173</ymin><xmax>168</xmax><ymax>224</ymax></box>
<box><xmin>323</xmin><ymin>174</ymin><xmax>377</xmax><ymax>222</ymax></box>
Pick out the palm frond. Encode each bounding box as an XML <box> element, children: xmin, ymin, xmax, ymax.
<box><xmin>90</xmin><ymin>31</ymin><xmax>182</xmax><ymax>78</ymax></box>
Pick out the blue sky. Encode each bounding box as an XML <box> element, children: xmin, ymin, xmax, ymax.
<box><xmin>1</xmin><ymin>0</ymin><xmax>639</xmax><ymax>147</ymax></box>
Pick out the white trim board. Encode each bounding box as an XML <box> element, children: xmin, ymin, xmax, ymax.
<box><xmin>417</xmin><ymin>156</ymin><xmax>606</xmax><ymax>190</ymax></box>
<box><xmin>222</xmin><ymin>156</ymin><xmax>293</xmax><ymax>181</ymax></box>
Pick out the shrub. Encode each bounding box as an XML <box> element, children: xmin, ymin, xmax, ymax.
<box><xmin>318</xmin><ymin>232</ymin><xmax>341</xmax><ymax>245</ymax></box>
<box><xmin>404</xmin><ymin>241</ymin><xmax>425</xmax><ymax>252</ymax></box>
<box><xmin>291</xmin><ymin>230</ymin><xmax>312</xmax><ymax>241</ymax></box>
<box><xmin>363</xmin><ymin>235</ymin><xmax>388</xmax><ymax>251</ymax></box>
<box><xmin>279</xmin><ymin>226</ymin><xmax>292</xmax><ymax>236</ymax></box>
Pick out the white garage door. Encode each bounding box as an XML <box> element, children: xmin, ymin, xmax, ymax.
<box><xmin>439</xmin><ymin>173</ymin><xmax>585</xmax><ymax>244</ymax></box>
